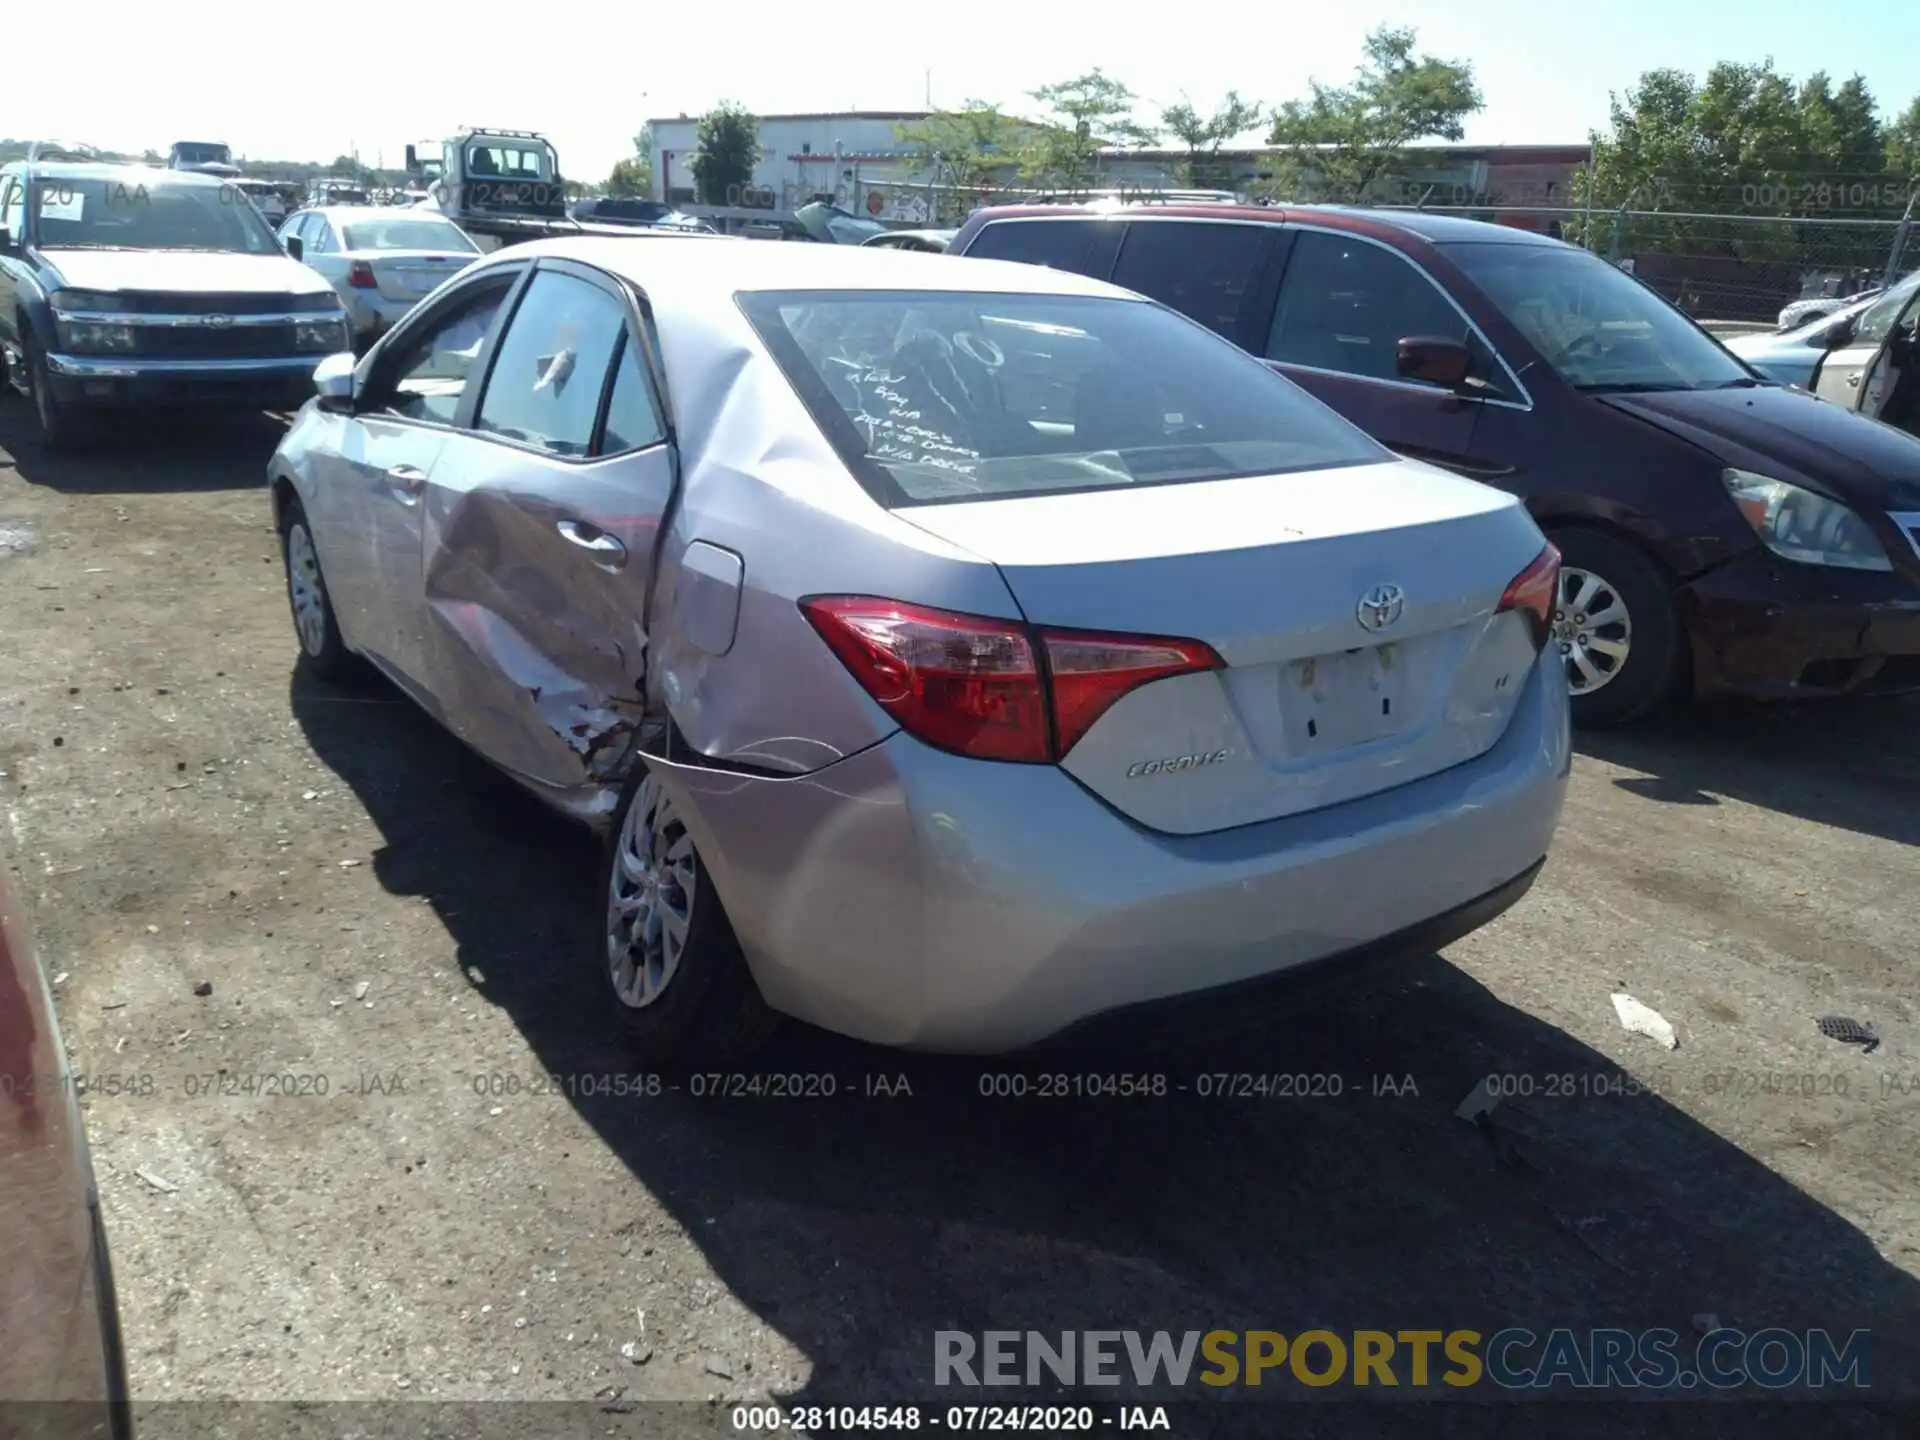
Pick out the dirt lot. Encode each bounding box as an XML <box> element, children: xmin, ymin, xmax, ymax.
<box><xmin>2</xmin><ymin>403</ymin><xmax>1918</xmax><ymax>1438</ymax></box>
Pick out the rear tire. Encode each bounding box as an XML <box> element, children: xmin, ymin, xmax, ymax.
<box><xmin>279</xmin><ymin>500</ymin><xmax>356</xmax><ymax>681</ymax></box>
<box><xmin>1546</xmin><ymin>527</ymin><xmax>1684</xmax><ymax>729</ymax></box>
<box><xmin>598</xmin><ymin>760</ymin><xmax>778</xmax><ymax>1065</ymax></box>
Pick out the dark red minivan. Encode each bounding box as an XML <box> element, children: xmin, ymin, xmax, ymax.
<box><xmin>950</xmin><ymin>204</ymin><xmax>1920</xmax><ymax>727</ymax></box>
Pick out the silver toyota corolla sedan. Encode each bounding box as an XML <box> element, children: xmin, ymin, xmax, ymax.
<box><xmin>269</xmin><ymin>239</ymin><xmax>1571</xmax><ymax>1059</ymax></box>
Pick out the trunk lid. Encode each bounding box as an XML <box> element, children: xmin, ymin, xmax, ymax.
<box><xmin>896</xmin><ymin>460</ymin><xmax>1553</xmax><ymax>834</ymax></box>
<box><xmin>363</xmin><ymin>250</ymin><xmax>475</xmax><ymax>302</ymax></box>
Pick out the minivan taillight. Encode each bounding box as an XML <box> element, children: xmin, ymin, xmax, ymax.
<box><xmin>348</xmin><ymin>261</ymin><xmax>378</xmax><ymax>289</ymax></box>
<box><xmin>1497</xmin><ymin>543</ymin><xmax>1561</xmax><ymax>647</ymax></box>
<box><xmin>799</xmin><ymin>597</ymin><xmax>1223</xmax><ymax>763</ymax></box>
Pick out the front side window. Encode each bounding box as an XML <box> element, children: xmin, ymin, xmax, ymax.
<box><xmin>342</xmin><ymin>218</ymin><xmax>478</xmax><ymax>253</ymax></box>
<box><xmin>0</xmin><ymin>179</ymin><xmax>22</xmax><ymax>242</ymax></box>
<box><xmin>379</xmin><ymin>279</ymin><xmax>513</xmax><ymax>425</ymax></box>
<box><xmin>1267</xmin><ymin>230</ymin><xmax>1469</xmax><ymax>382</ymax></box>
<box><xmin>1110</xmin><ymin>221</ymin><xmax>1268</xmax><ymax>339</ymax></box>
<box><xmin>1441</xmin><ymin>240</ymin><xmax>1754</xmax><ymax>392</ymax></box>
<box><xmin>29</xmin><ymin>176</ymin><xmax>280</xmax><ymax>254</ymax></box>
<box><xmin>474</xmin><ymin>271</ymin><xmax>627</xmax><ymax>456</ymax></box>
<box><xmin>740</xmin><ymin>289</ymin><xmax>1386</xmax><ymax>506</ymax></box>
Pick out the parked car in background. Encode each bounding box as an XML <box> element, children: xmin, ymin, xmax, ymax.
<box><xmin>308</xmin><ymin>181</ymin><xmax>371</xmax><ymax>207</ymax></box>
<box><xmin>1804</xmin><ymin>270</ymin><xmax>1920</xmax><ymax>439</ymax></box>
<box><xmin>1778</xmin><ymin>283</ymin><xmax>1882</xmax><ymax>332</ymax></box>
<box><xmin>1724</xmin><ymin>291</ymin><xmax>1890</xmax><ymax>388</ymax></box>
<box><xmin>1</xmin><ymin>861</ymin><xmax>134</xmax><ymax>1439</ymax></box>
<box><xmin>0</xmin><ymin>161</ymin><xmax>349</xmax><ymax>449</ymax></box>
<box><xmin>279</xmin><ymin>206</ymin><xmax>479</xmax><ymax>351</ymax></box>
<box><xmin>569</xmin><ymin>197</ymin><xmax>713</xmax><ymax>233</ymax></box>
<box><xmin>861</xmin><ymin>229</ymin><xmax>956</xmax><ymax>252</ymax></box>
<box><xmin>268</xmin><ymin>238</ymin><xmax>1568</xmax><ymax>1061</ymax></box>
<box><xmin>232</xmin><ymin>177</ymin><xmax>291</xmax><ymax>228</ymax></box>
<box><xmin>951</xmin><ymin>204</ymin><xmax>1920</xmax><ymax>723</ymax></box>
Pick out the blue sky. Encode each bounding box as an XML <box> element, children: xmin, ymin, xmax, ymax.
<box><xmin>14</xmin><ymin>0</ymin><xmax>1920</xmax><ymax>181</ymax></box>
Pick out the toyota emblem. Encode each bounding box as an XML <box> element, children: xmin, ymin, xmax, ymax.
<box><xmin>202</xmin><ymin>313</ymin><xmax>234</xmax><ymax>328</ymax></box>
<box><xmin>1356</xmin><ymin>583</ymin><xmax>1406</xmax><ymax>632</ymax></box>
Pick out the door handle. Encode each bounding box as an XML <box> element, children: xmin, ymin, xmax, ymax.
<box><xmin>386</xmin><ymin>463</ymin><xmax>427</xmax><ymax>494</ymax></box>
<box><xmin>1847</xmin><ymin>374</ymin><xmax>1861</xmax><ymax>387</ymax></box>
<box><xmin>557</xmin><ymin>519</ymin><xmax>627</xmax><ymax>565</ymax></box>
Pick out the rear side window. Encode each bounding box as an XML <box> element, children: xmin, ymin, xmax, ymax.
<box><xmin>963</xmin><ymin>219</ymin><xmax>1110</xmax><ymax>278</ymax></box>
<box><xmin>475</xmin><ymin>270</ymin><xmax>627</xmax><ymax>456</ymax></box>
<box><xmin>739</xmin><ymin>288</ymin><xmax>1385</xmax><ymax>507</ymax></box>
<box><xmin>1110</xmin><ymin>221</ymin><xmax>1269</xmax><ymax>340</ymax></box>
<box><xmin>1267</xmin><ymin>230</ymin><xmax>1468</xmax><ymax>382</ymax></box>
<box><xmin>601</xmin><ymin>333</ymin><xmax>667</xmax><ymax>453</ymax></box>
<box><xmin>1855</xmin><ymin>275</ymin><xmax>1920</xmax><ymax>346</ymax></box>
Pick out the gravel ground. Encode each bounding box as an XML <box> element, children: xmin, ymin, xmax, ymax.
<box><xmin>1</xmin><ymin>403</ymin><xmax>1917</xmax><ymax>1438</ymax></box>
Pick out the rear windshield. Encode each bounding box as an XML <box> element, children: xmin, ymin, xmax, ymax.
<box><xmin>343</xmin><ymin>218</ymin><xmax>478</xmax><ymax>252</ymax></box>
<box><xmin>738</xmin><ymin>289</ymin><xmax>1386</xmax><ymax>505</ymax></box>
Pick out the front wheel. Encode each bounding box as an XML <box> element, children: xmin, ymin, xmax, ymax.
<box><xmin>280</xmin><ymin>501</ymin><xmax>356</xmax><ymax>681</ymax></box>
<box><xmin>599</xmin><ymin>762</ymin><xmax>777</xmax><ymax>1065</ymax></box>
<box><xmin>24</xmin><ymin>335</ymin><xmax>81</xmax><ymax>451</ymax></box>
<box><xmin>1545</xmin><ymin>527</ymin><xmax>1685</xmax><ymax>729</ymax></box>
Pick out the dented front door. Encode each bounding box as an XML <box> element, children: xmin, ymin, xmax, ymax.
<box><xmin>418</xmin><ymin>262</ymin><xmax>676</xmax><ymax>792</ymax></box>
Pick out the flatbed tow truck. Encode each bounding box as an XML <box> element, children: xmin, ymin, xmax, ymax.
<box><xmin>405</xmin><ymin>128</ymin><xmax>649</xmax><ymax>251</ymax></box>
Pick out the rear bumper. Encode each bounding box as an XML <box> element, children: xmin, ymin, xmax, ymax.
<box><xmin>342</xmin><ymin>293</ymin><xmax>420</xmax><ymax>343</ymax></box>
<box><xmin>44</xmin><ymin>354</ymin><xmax>322</xmax><ymax>410</ymax></box>
<box><xmin>649</xmin><ymin>654</ymin><xmax>1570</xmax><ymax>1053</ymax></box>
<box><xmin>1680</xmin><ymin>547</ymin><xmax>1920</xmax><ymax>698</ymax></box>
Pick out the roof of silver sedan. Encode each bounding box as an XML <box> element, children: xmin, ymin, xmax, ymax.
<box><xmin>480</xmin><ymin>234</ymin><xmax>1136</xmax><ymax>302</ymax></box>
<box><xmin>299</xmin><ymin>205</ymin><xmax>471</xmax><ymax>226</ymax></box>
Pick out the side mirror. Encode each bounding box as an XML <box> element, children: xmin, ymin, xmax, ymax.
<box><xmin>0</xmin><ymin>225</ymin><xmax>12</xmax><ymax>254</ymax></box>
<box><xmin>312</xmin><ymin>351</ymin><xmax>358</xmax><ymax>413</ymax></box>
<box><xmin>404</xmin><ymin>144</ymin><xmax>420</xmax><ymax>174</ymax></box>
<box><xmin>285</xmin><ymin>235</ymin><xmax>304</xmax><ymax>261</ymax></box>
<box><xmin>1825</xmin><ymin>317</ymin><xmax>1857</xmax><ymax>349</ymax></box>
<box><xmin>1396</xmin><ymin>335</ymin><xmax>1473</xmax><ymax>389</ymax></box>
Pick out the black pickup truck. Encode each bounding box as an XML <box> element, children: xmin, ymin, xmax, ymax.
<box><xmin>0</xmin><ymin>161</ymin><xmax>349</xmax><ymax>448</ymax></box>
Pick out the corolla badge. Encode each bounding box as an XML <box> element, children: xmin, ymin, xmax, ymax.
<box><xmin>1356</xmin><ymin>583</ymin><xmax>1406</xmax><ymax>632</ymax></box>
<box><xmin>1127</xmin><ymin>748</ymin><xmax>1232</xmax><ymax>779</ymax></box>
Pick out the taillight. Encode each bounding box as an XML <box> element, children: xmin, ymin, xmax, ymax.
<box><xmin>800</xmin><ymin>597</ymin><xmax>1222</xmax><ymax>763</ymax></box>
<box><xmin>1041</xmin><ymin>630</ymin><xmax>1224</xmax><ymax>756</ymax></box>
<box><xmin>1497</xmin><ymin>543</ymin><xmax>1561</xmax><ymax>647</ymax></box>
<box><xmin>348</xmin><ymin>261</ymin><xmax>377</xmax><ymax>289</ymax></box>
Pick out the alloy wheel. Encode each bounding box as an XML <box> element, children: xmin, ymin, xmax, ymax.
<box><xmin>1553</xmin><ymin>565</ymin><xmax>1633</xmax><ymax>696</ymax></box>
<box><xmin>606</xmin><ymin>774</ymin><xmax>697</xmax><ymax>1010</ymax></box>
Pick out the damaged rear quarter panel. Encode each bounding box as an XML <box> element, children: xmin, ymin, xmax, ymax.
<box><xmin>643</xmin><ymin>327</ymin><xmax>1023</xmax><ymax>775</ymax></box>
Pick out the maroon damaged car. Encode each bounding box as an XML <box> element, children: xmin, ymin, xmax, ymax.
<box><xmin>1</xmin><ymin>865</ymin><xmax>133</xmax><ymax>1438</ymax></box>
<box><xmin>950</xmin><ymin>204</ymin><xmax>1920</xmax><ymax>727</ymax></box>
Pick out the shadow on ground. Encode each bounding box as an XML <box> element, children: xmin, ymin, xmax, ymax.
<box><xmin>291</xmin><ymin>672</ymin><xmax>1920</xmax><ymax>1439</ymax></box>
<box><xmin>0</xmin><ymin>402</ymin><xmax>288</xmax><ymax>493</ymax></box>
<box><xmin>1575</xmin><ymin>695</ymin><xmax>1920</xmax><ymax>847</ymax></box>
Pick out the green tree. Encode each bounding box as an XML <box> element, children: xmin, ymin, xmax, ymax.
<box><xmin>1263</xmin><ymin>26</ymin><xmax>1482</xmax><ymax>203</ymax></box>
<box><xmin>1160</xmin><ymin>92</ymin><xmax>1261</xmax><ymax>189</ymax></box>
<box><xmin>1889</xmin><ymin>96</ymin><xmax>1920</xmax><ymax>188</ymax></box>
<box><xmin>690</xmin><ymin>103</ymin><xmax>761</xmax><ymax>205</ymax></box>
<box><xmin>896</xmin><ymin>102</ymin><xmax>1027</xmax><ymax>216</ymax></box>
<box><xmin>606</xmin><ymin>157</ymin><xmax>650</xmax><ymax>197</ymax></box>
<box><xmin>1021</xmin><ymin>69</ymin><xmax>1158</xmax><ymax>192</ymax></box>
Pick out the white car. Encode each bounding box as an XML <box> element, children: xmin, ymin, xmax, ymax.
<box><xmin>279</xmin><ymin>206</ymin><xmax>480</xmax><ymax>350</ymax></box>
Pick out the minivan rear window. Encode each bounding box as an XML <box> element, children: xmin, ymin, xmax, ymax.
<box><xmin>739</xmin><ymin>289</ymin><xmax>1386</xmax><ymax>506</ymax></box>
